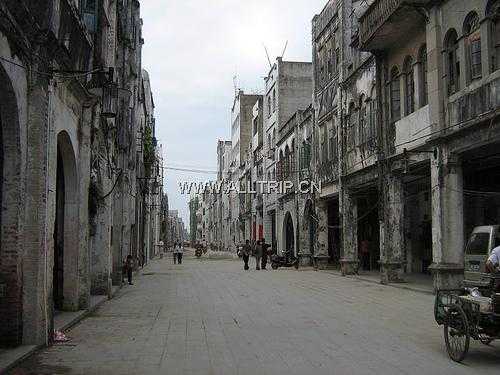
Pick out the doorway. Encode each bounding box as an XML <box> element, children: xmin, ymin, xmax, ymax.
<box><xmin>357</xmin><ymin>192</ymin><xmax>380</xmax><ymax>271</ymax></box>
<box><xmin>53</xmin><ymin>149</ymin><xmax>65</xmax><ymax>310</ymax></box>
<box><xmin>327</xmin><ymin>199</ymin><xmax>340</xmax><ymax>264</ymax></box>
<box><xmin>283</xmin><ymin>212</ymin><xmax>294</xmax><ymax>255</ymax></box>
<box><xmin>52</xmin><ymin>131</ymin><xmax>78</xmax><ymax>311</ymax></box>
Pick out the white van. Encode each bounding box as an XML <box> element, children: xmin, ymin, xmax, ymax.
<box><xmin>464</xmin><ymin>225</ymin><xmax>500</xmax><ymax>286</ymax></box>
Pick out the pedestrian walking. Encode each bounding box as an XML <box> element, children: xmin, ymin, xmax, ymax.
<box><xmin>242</xmin><ymin>240</ymin><xmax>251</xmax><ymax>270</ymax></box>
<box><xmin>261</xmin><ymin>238</ymin><xmax>268</xmax><ymax>270</ymax></box>
<box><xmin>255</xmin><ymin>240</ymin><xmax>262</xmax><ymax>270</ymax></box>
<box><xmin>177</xmin><ymin>242</ymin><xmax>184</xmax><ymax>264</ymax></box>
<box><xmin>173</xmin><ymin>243</ymin><xmax>178</xmax><ymax>264</ymax></box>
<box><xmin>124</xmin><ymin>255</ymin><xmax>134</xmax><ymax>285</ymax></box>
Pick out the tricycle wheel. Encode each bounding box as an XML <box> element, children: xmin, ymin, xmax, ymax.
<box><xmin>271</xmin><ymin>263</ymin><xmax>278</xmax><ymax>270</ymax></box>
<box><xmin>478</xmin><ymin>334</ymin><xmax>493</xmax><ymax>345</ymax></box>
<box><xmin>444</xmin><ymin>304</ymin><xmax>470</xmax><ymax>363</ymax></box>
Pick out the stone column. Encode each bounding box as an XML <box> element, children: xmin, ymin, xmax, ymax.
<box><xmin>314</xmin><ymin>199</ymin><xmax>329</xmax><ymax>269</ymax></box>
<box><xmin>426</xmin><ymin>6</ymin><xmax>445</xmax><ymax>135</ymax></box>
<box><xmin>340</xmin><ymin>190</ymin><xmax>358</xmax><ymax>275</ymax></box>
<box><xmin>297</xmin><ymin>198</ymin><xmax>312</xmax><ymax>267</ymax></box>
<box><xmin>429</xmin><ymin>148</ymin><xmax>464</xmax><ymax>290</ymax></box>
<box><xmin>481</xmin><ymin>19</ymin><xmax>493</xmax><ymax>78</ymax></box>
<box><xmin>22</xmin><ymin>68</ymin><xmax>50</xmax><ymax>345</ymax></box>
<box><xmin>112</xmin><ymin>183</ymin><xmax>124</xmax><ymax>285</ymax></box>
<box><xmin>380</xmin><ymin>174</ymin><xmax>404</xmax><ymax>284</ymax></box>
<box><xmin>77</xmin><ymin>105</ymin><xmax>92</xmax><ymax>309</ymax></box>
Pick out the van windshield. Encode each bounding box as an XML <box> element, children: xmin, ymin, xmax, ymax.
<box><xmin>466</xmin><ymin>232</ymin><xmax>490</xmax><ymax>255</ymax></box>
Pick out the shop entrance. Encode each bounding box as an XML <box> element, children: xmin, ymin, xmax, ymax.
<box><xmin>327</xmin><ymin>199</ymin><xmax>340</xmax><ymax>264</ymax></box>
<box><xmin>357</xmin><ymin>190</ymin><xmax>380</xmax><ymax>271</ymax></box>
<box><xmin>463</xmin><ymin>143</ymin><xmax>500</xmax><ymax>238</ymax></box>
<box><xmin>403</xmin><ymin>166</ymin><xmax>432</xmax><ymax>274</ymax></box>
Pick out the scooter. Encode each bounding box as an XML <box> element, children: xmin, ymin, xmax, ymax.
<box><xmin>271</xmin><ymin>250</ymin><xmax>299</xmax><ymax>270</ymax></box>
<box><xmin>195</xmin><ymin>246</ymin><xmax>203</xmax><ymax>258</ymax></box>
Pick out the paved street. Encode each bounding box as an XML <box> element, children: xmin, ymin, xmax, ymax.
<box><xmin>10</xmin><ymin>252</ymin><xmax>500</xmax><ymax>375</ymax></box>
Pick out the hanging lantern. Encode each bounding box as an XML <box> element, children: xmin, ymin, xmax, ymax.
<box><xmin>88</xmin><ymin>68</ymin><xmax>131</xmax><ymax>119</ymax></box>
<box><xmin>100</xmin><ymin>82</ymin><xmax>118</xmax><ymax>118</ymax></box>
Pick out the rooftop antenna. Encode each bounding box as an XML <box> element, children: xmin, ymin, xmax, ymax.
<box><xmin>280</xmin><ymin>40</ymin><xmax>288</xmax><ymax>59</ymax></box>
<box><xmin>262</xmin><ymin>44</ymin><xmax>272</xmax><ymax>69</ymax></box>
<box><xmin>233</xmin><ymin>75</ymin><xmax>239</xmax><ymax>97</ymax></box>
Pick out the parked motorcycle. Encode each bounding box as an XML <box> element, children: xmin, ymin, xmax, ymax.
<box><xmin>195</xmin><ymin>246</ymin><xmax>203</xmax><ymax>258</ymax></box>
<box><xmin>271</xmin><ymin>250</ymin><xmax>299</xmax><ymax>270</ymax></box>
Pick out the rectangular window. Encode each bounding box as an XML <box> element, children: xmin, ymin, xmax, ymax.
<box><xmin>81</xmin><ymin>0</ymin><xmax>98</xmax><ymax>33</ymax></box>
<box><xmin>471</xmin><ymin>37</ymin><xmax>482</xmax><ymax>79</ymax></box>
<box><xmin>391</xmin><ymin>79</ymin><xmax>401</xmax><ymax>121</ymax></box>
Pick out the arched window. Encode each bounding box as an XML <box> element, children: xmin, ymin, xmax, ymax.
<box><xmin>487</xmin><ymin>0</ymin><xmax>500</xmax><ymax>72</ymax></box>
<box><xmin>267</xmin><ymin>97</ymin><xmax>272</xmax><ymax>118</ymax></box>
<box><xmin>272</xmin><ymin>89</ymin><xmax>276</xmax><ymax>112</ymax></box>
<box><xmin>464</xmin><ymin>12</ymin><xmax>482</xmax><ymax>82</ymax></box>
<box><xmin>290</xmin><ymin>139</ymin><xmax>295</xmax><ymax>174</ymax></box>
<box><xmin>390</xmin><ymin>67</ymin><xmax>401</xmax><ymax>121</ymax></box>
<box><xmin>419</xmin><ymin>46</ymin><xmax>428</xmax><ymax>107</ymax></box>
<box><xmin>272</xmin><ymin>128</ymin><xmax>276</xmax><ymax>148</ymax></box>
<box><xmin>445</xmin><ymin>29</ymin><xmax>460</xmax><ymax>95</ymax></box>
<box><xmin>358</xmin><ymin>95</ymin><xmax>367</xmax><ymax>147</ymax></box>
<box><xmin>403</xmin><ymin>57</ymin><xmax>415</xmax><ymax>115</ymax></box>
<box><xmin>284</xmin><ymin>145</ymin><xmax>290</xmax><ymax>177</ymax></box>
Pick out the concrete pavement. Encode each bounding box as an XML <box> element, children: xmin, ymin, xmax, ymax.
<box><xmin>8</xmin><ymin>253</ymin><xmax>500</xmax><ymax>375</ymax></box>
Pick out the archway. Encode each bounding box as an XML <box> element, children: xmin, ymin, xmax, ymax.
<box><xmin>283</xmin><ymin>212</ymin><xmax>295</xmax><ymax>256</ymax></box>
<box><xmin>53</xmin><ymin>131</ymin><xmax>79</xmax><ymax>311</ymax></box>
<box><xmin>0</xmin><ymin>60</ymin><xmax>23</xmax><ymax>345</ymax></box>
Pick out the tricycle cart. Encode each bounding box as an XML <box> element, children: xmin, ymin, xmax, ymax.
<box><xmin>435</xmin><ymin>287</ymin><xmax>500</xmax><ymax>362</ymax></box>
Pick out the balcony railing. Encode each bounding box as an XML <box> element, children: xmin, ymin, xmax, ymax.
<box><xmin>318</xmin><ymin>161</ymin><xmax>338</xmax><ymax>185</ymax></box>
<box><xmin>359</xmin><ymin>0</ymin><xmax>430</xmax><ymax>49</ymax></box>
<box><xmin>448</xmin><ymin>77</ymin><xmax>500</xmax><ymax>128</ymax></box>
<box><xmin>360</xmin><ymin>0</ymin><xmax>400</xmax><ymax>47</ymax></box>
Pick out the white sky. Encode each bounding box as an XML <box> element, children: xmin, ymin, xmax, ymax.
<box><xmin>141</xmin><ymin>0</ymin><xmax>327</xmax><ymax>229</ymax></box>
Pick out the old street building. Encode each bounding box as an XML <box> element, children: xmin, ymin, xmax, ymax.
<box><xmin>355</xmin><ymin>0</ymin><xmax>500</xmax><ymax>288</ymax></box>
<box><xmin>263</xmin><ymin>59</ymin><xmax>313</xmax><ymax>253</ymax></box>
<box><xmin>166</xmin><ymin>209</ymin><xmax>187</xmax><ymax>247</ymax></box>
<box><xmin>0</xmin><ymin>0</ymin><xmax>163</xmax><ymax>347</ymax></box>
<box><xmin>276</xmin><ymin>106</ymin><xmax>315</xmax><ymax>265</ymax></box>
<box><xmin>230</xmin><ymin>91</ymin><xmax>262</xmax><ymax>248</ymax></box>
<box><xmin>196</xmin><ymin>0</ymin><xmax>500</xmax><ymax>292</ymax></box>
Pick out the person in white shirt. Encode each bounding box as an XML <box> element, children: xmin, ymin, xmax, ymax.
<box><xmin>486</xmin><ymin>246</ymin><xmax>500</xmax><ymax>273</ymax></box>
<box><xmin>176</xmin><ymin>242</ymin><xmax>184</xmax><ymax>264</ymax></box>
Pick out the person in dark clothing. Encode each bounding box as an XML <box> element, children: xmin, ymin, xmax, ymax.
<box><xmin>242</xmin><ymin>240</ymin><xmax>251</xmax><ymax>270</ymax></box>
<box><xmin>261</xmin><ymin>238</ymin><xmax>268</xmax><ymax>270</ymax></box>
<box><xmin>125</xmin><ymin>255</ymin><xmax>134</xmax><ymax>285</ymax></box>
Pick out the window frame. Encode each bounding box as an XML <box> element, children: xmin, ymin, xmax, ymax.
<box><xmin>403</xmin><ymin>57</ymin><xmax>415</xmax><ymax>116</ymax></box>
<box><xmin>389</xmin><ymin>67</ymin><xmax>401</xmax><ymax>122</ymax></box>
<box><xmin>463</xmin><ymin>12</ymin><xmax>482</xmax><ymax>83</ymax></box>
<box><xmin>418</xmin><ymin>46</ymin><xmax>428</xmax><ymax>107</ymax></box>
<box><xmin>445</xmin><ymin>29</ymin><xmax>460</xmax><ymax>96</ymax></box>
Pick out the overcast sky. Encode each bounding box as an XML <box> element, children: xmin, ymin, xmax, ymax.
<box><xmin>141</xmin><ymin>0</ymin><xmax>326</xmax><ymax>230</ymax></box>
